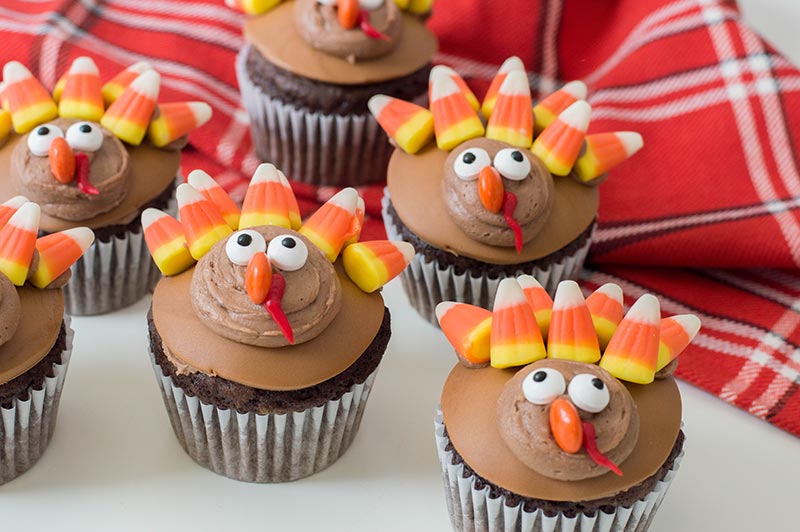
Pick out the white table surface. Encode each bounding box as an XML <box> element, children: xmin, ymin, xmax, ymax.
<box><xmin>2</xmin><ymin>1</ymin><xmax>800</xmax><ymax>530</ymax></box>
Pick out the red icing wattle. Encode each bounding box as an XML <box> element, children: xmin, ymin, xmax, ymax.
<box><xmin>358</xmin><ymin>10</ymin><xmax>390</xmax><ymax>40</ymax></box>
<box><xmin>582</xmin><ymin>421</ymin><xmax>623</xmax><ymax>476</ymax></box>
<box><xmin>264</xmin><ymin>272</ymin><xmax>294</xmax><ymax>344</ymax></box>
<box><xmin>75</xmin><ymin>153</ymin><xmax>99</xmax><ymax>196</ymax></box>
<box><xmin>502</xmin><ymin>191</ymin><xmax>523</xmax><ymax>254</ymax></box>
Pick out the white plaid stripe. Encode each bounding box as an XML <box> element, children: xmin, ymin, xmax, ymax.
<box><xmin>108</xmin><ymin>0</ymin><xmax>242</xmax><ymax>24</ymax></box>
<box><xmin>538</xmin><ymin>0</ymin><xmax>563</xmax><ymax>96</ymax></box>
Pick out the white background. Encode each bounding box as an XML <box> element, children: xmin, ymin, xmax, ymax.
<box><xmin>1</xmin><ymin>1</ymin><xmax>799</xmax><ymax>530</ymax></box>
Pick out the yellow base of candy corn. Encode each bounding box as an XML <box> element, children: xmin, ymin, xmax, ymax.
<box><xmin>393</xmin><ymin>0</ymin><xmax>410</xmax><ymax>8</ymax></box>
<box><xmin>188</xmin><ymin>226</ymin><xmax>233</xmax><ymax>260</ymax></box>
<box><xmin>101</xmin><ymin>84</ymin><xmax>125</xmax><ymax>107</ymax></box>
<box><xmin>222</xmin><ymin>213</ymin><xmax>241</xmax><ymax>232</ymax></box>
<box><xmin>153</xmin><ymin>237</ymin><xmax>196</xmax><ymax>276</ymax></box>
<box><xmin>0</xmin><ymin>259</ymin><xmax>30</xmax><ymax>286</ymax></box>
<box><xmin>481</xmin><ymin>96</ymin><xmax>497</xmax><ymax>120</ymax></box>
<box><xmin>486</xmin><ymin>125</ymin><xmax>532</xmax><ymax>149</ymax></box>
<box><xmin>100</xmin><ymin>115</ymin><xmax>148</xmax><ymax>146</ymax></box>
<box><xmin>491</xmin><ymin>342</ymin><xmax>547</xmax><ymax>368</ymax></box>
<box><xmin>240</xmin><ymin>0</ymin><xmax>282</xmax><ymax>14</ymax></box>
<box><xmin>530</xmin><ymin>143</ymin><xmax>573</xmax><ymax>176</ymax></box>
<box><xmin>599</xmin><ymin>356</ymin><xmax>655</xmax><ymax>384</ymax></box>
<box><xmin>342</xmin><ymin>245</ymin><xmax>390</xmax><ymax>293</ymax></box>
<box><xmin>574</xmin><ymin>152</ymin><xmax>603</xmax><ymax>182</ymax></box>
<box><xmin>52</xmin><ymin>79</ymin><xmax>66</xmax><ymax>103</ymax></box>
<box><xmin>656</xmin><ymin>343</ymin><xmax>674</xmax><ymax>372</ymax></box>
<box><xmin>59</xmin><ymin>100</ymin><xmax>104</xmax><ymax>122</ymax></box>
<box><xmin>394</xmin><ymin>111</ymin><xmax>434</xmax><ymax>154</ymax></box>
<box><xmin>461</xmin><ymin>317</ymin><xmax>492</xmax><ymax>365</ymax></box>
<box><xmin>299</xmin><ymin>226</ymin><xmax>341</xmax><ymax>263</ymax></box>
<box><xmin>12</xmin><ymin>101</ymin><xmax>59</xmax><ymax>134</ymax></box>
<box><xmin>0</xmin><ymin>110</ymin><xmax>11</xmax><ymax>145</ymax></box>
<box><xmin>534</xmin><ymin>309</ymin><xmax>552</xmax><ymax>340</ymax></box>
<box><xmin>238</xmin><ymin>212</ymin><xmax>291</xmax><ymax>231</ymax></box>
<box><xmin>436</xmin><ymin>118</ymin><xmax>485</xmax><ymax>151</ymax></box>
<box><xmin>408</xmin><ymin>0</ymin><xmax>433</xmax><ymax>14</ymax></box>
<box><xmin>28</xmin><ymin>267</ymin><xmax>56</xmax><ymax>289</ymax></box>
<box><xmin>148</xmin><ymin>116</ymin><xmax>177</xmax><ymax>148</ymax></box>
<box><xmin>592</xmin><ymin>316</ymin><xmax>618</xmax><ymax>351</ymax></box>
<box><xmin>547</xmin><ymin>343</ymin><xmax>601</xmax><ymax>363</ymax></box>
<box><xmin>533</xmin><ymin>107</ymin><xmax>557</xmax><ymax>133</ymax></box>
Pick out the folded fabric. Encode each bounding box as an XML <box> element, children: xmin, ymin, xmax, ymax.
<box><xmin>0</xmin><ymin>0</ymin><xmax>796</xmax><ymax>436</ymax></box>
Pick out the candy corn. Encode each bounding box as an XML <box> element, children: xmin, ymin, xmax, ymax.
<box><xmin>430</xmin><ymin>69</ymin><xmax>484</xmax><ymax>151</ymax></box>
<box><xmin>517</xmin><ymin>275</ymin><xmax>553</xmax><ymax>339</ymax></box>
<box><xmin>0</xmin><ymin>196</ymin><xmax>28</xmax><ymax>229</ymax></box>
<box><xmin>278</xmin><ymin>169</ymin><xmax>301</xmax><ymax>230</ymax></box>
<box><xmin>187</xmin><ymin>170</ymin><xmax>240</xmax><ymax>230</ymax></box>
<box><xmin>574</xmin><ymin>132</ymin><xmax>644</xmax><ymax>183</ymax></box>
<box><xmin>100</xmin><ymin>70</ymin><xmax>160</xmax><ymax>145</ymax></box>
<box><xmin>148</xmin><ymin>102</ymin><xmax>212</xmax><ymax>148</ymax></box>
<box><xmin>29</xmin><ymin>227</ymin><xmax>94</xmax><ymax>288</ymax></box>
<box><xmin>481</xmin><ymin>56</ymin><xmax>525</xmax><ymax>119</ymax></box>
<box><xmin>657</xmin><ymin>315</ymin><xmax>701</xmax><ymax>371</ymax></box>
<box><xmin>599</xmin><ymin>294</ymin><xmax>661</xmax><ymax>384</ymax></box>
<box><xmin>490</xmin><ymin>278</ymin><xmax>547</xmax><ymax>368</ymax></box>
<box><xmin>585</xmin><ymin>283</ymin><xmax>624</xmax><ymax>350</ymax></box>
<box><xmin>142</xmin><ymin>208</ymin><xmax>196</xmax><ymax>276</ymax></box>
<box><xmin>531</xmin><ymin>100</ymin><xmax>591</xmax><ymax>176</ymax></box>
<box><xmin>368</xmin><ymin>95</ymin><xmax>433</xmax><ymax>154</ymax></box>
<box><xmin>407</xmin><ymin>0</ymin><xmax>433</xmax><ymax>15</ymax></box>
<box><xmin>429</xmin><ymin>65</ymin><xmax>479</xmax><ymax>111</ymax></box>
<box><xmin>533</xmin><ymin>80</ymin><xmax>587</xmax><ymax>132</ymax></box>
<box><xmin>0</xmin><ymin>202</ymin><xmax>40</xmax><ymax>285</ymax></box>
<box><xmin>485</xmin><ymin>69</ymin><xmax>534</xmax><ymax>148</ymax></box>
<box><xmin>393</xmin><ymin>0</ymin><xmax>410</xmax><ymax>8</ymax></box>
<box><xmin>225</xmin><ymin>0</ymin><xmax>282</xmax><ymax>15</ymax></box>
<box><xmin>101</xmin><ymin>61</ymin><xmax>153</xmax><ymax>106</ymax></box>
<box><xmin>239</xmin><ymin>163</ymin><xmax>296</xmax><ymax>230</ymax></box>
<box><xmin>52</xmin><ymin>75</ymin><xmax>66</xmax><ymax>103</ymax></box>
<box><xmin>58</xmin><ymin>57</ymin><xmax>104</xmax><ymax>121</ymax></box>
<box><xmin>436</xmin><ymin>302</ymin><xmax>492</xmax><ymax>367</ymax></box>
<box><xmin>299</xmin><ymin>188</ymin><xmax>360</xmax><ymax>262</ymax></box>
<box><xmin>342</xmin><ymin>240</ymin><xmax>414</xmax><ymax>293</ymax></box>
<box><xmin>2</xmin><ymin>62</ymin><xmax>58</xmax><ymax>133</ymax></box>
<box><xmin>0</xmin><ymin>109</ymin><xmax>11</xmax><ymax>145</ymax></box>
<box><xmin>345</xmin><ymin>196</ymin><xmax>365</xmax><ymax>247</ymax></box>
<box><xmin>177</xmin><ymin>184</ymin><xmax>233</xmax><ymax>260</ymax></box>
<box><xmin>547</xmin><ymin>280</ymin><xmax>601</xmax><ymax>363</ymax></box>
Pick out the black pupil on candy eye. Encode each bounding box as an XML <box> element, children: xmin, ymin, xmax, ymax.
<box><xmin>79</xmin><ymin>124</ymin><xmax>92</xmax><ymax>133</ymax></box>
<box><xmin>237</xmin><ymin>234</ymin><xmax>252</xmax><ymax>247</ymax></box>
<box><xmin>37</xmin><ymin>126</ymin><xmax>49</xmax><ymax>135</ymax></box>
<box><xmin>511</xmin><ymin>151</ymin><xmax>524</xmax><ymax>162</ymax></box>
<box><xmin>533</xmin><ymin>371</ymin><xmax>547</xmax><ymax>382</ymax></box>
<box><xmin>463</xmin><ymin>152</ymin><xmax>476</xmax><ymax>164</ymax></box>
<box><xmin>592</xmin><ymin>378</ymin><xmax>604</xmax><ymax>390</ymax></box>
<box><xmin>282</xmin><ymin>237</ymin><xmax>296</xmax><ymax>248</ymax></box>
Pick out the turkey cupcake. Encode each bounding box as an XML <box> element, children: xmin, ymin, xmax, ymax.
<box><xmin>142</xmin><ymin>163</ymin><xmax>414</xmax><ymax>482</ymax></box>
<box><xmin>231</xmin><ymin>0</ymin><xmax>436</xmax><ymax>186</ymax></box>
<box><xmin>434</xmin><ymin>277</ymin><xmax>701</xmax><ymax>532</ymax></box>
<box><xmin>373</xmin><ymin>57</ymin><xmax>643</xmax><ymax>324</ymax></box>
<box><xmin>0</xmin><ymin>199</ymin><xmax>94</xmax><ymax>483</ymax></box>
<box><xmin>0</xmin><ymin>57</ymin><xmax>211</xmax><ymax>314</ymax></box>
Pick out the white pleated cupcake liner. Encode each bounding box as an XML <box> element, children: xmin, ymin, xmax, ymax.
<box><xmin>435</xmin><ymin>410</ymin><xmax>683</xmax><ymax>532</ymax></box>
<box><xmin>382</xmin><ymin>191</ymin><xmax>593</xmax><ymax>326</ymax></box>
<box><xmin>1</xmin><ymin>317</ymin><xmax>73</xmax><ymax>484</ymax></box>
<box><xmin>63</xmin><ymin>186</ymin><xmax>177</xmax><ymax>316</ymax></box>
<box><xmin>148</xmin><ymin>341</ymin><xmax>379</xmax><ymax>483</ymax></box>
<box><xmin>236</xmin><ymin>45</ymin><xmax>397</xmax><ymax>187</ymax></box>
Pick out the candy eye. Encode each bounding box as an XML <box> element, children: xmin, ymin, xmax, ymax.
<box><xmin>66</xmin><ymin>122</ymin><xmax>104</xmax><ymax>152</ymax></box>
<box><xmin>453</xmin><ymin>148</ymin><xmax>491</xmax><ymax>180</ymax></box>
<box><xmin>226</xmin><ymin>230</ymin><xmax>267</xmax><ymax>266</ymax></box>
<box><xmin>267</xmin><ymin>235</ymin><xmax>308</xmax><ymax>272</ymax></box>
<box><xmin>567</xmin><ymin>373</ymin><xmax>610</xmax><ymax>413</ymax></box>
<box><xmin>493</xmin><ymin>148</ymin><xmax>531</xmax><ymax>181</ymax></box>
<box><xmin>522</xmin><ymin>368</ymin><xmax>566</xmax><ymax>405</ymax></box>
<box><xmin>27</xmin><ymin>124</ymin><xmax>64</xmax><ymax>157</ymax></box>
<box><xmin>359</xmin><ymin>0</ymin><xmax>384</xmax><ymax>9</ymax></box>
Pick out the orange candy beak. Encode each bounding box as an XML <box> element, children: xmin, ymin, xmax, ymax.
<box><xmin>338</xmin><ymin>0</ymin><xmax>359</xmax><ymax>29</ymax></box>
<box><xmin>245</xmin><ymin>252</ymin><xmax>272</xmax><ymax>305</ymax></box>
<box><xmin>49</xmin><ymin>137</ymin><xmax>75</xmax><ymax>184</ymax></box>
<box><xmin>549</xmin><ymin>397</ymin><xmax>583</xmax><ymax>454</ymax></box>
<box><xmin>478</xmin><ymin>166</ymin><xmax>504</xmax><ymax>213</ymax></box>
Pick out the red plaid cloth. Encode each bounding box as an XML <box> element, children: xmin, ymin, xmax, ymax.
<box><xmin>1</xmin><ymin>0</ymin><xmax>798</xmax><ymax>436</ymax></box>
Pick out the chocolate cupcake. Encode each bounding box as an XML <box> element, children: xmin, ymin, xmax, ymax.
<box><xmin>434</xmin><ymin>277</ymin><xmax>701</xmax><ymax>531</ymax></box>
<box><xmin>0</xmin><ymin>199</ymin><xmax>94</xmax><ymax>484</ymax></box>
<box><xmin>232</xmin><ymin>0</ymin><xmax>436</xmax><ymax>186</ymax></box>
<box><xmin>142</xmin><ymin>163</ymin><xmax>414</xmax><ymax>482</ymax></box>
<box><xmin>0</xmin><ymin>58</ymin><xmax>211</xmax><ymax>315</ymax></box>
<box><xmin>372</xmin><ymin>57</ymin><xmax>643</xmax><ymax>325</ymax></box>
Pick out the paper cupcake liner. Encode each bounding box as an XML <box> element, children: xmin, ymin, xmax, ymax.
<box><xmin>435</xmin><ymin>410</ymin><xmax>683</xmax><ymax>532</ymax></box>
<box><xmin>236</xmin><ymin>45</ymin><xmax>397</xmax><ymax>187</ymax></box>
<box><xmin>148</xmin><ymin>344</ymin><xmax>380</xmax><ymax>483</ymax></box>
<box><xmin>63</xmin><ymin>187</ymin><xmax>177</xmax><ymax>316</ymax></box>
<box><xmin>0</xmin><ymin>318</ymin><xmax>73</xmax><ymax>484</ymax></box>
<box><xmin>382</xmin><ymin>191</ymin><xmax>593</xmax><ymax>326</ymax></box>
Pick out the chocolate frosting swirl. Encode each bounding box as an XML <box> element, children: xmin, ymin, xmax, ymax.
<box><xmin>11</xmin><ymin>118</ymin><xmax>130</xmax><ymax>221</ymax></box>
<box><xmin>496</xmin><ymin>359</ymin><xmax>639</xmax><ymax>481</ymax></box>
<box><xmin>294</xmin><ymin>0</ymin><xmax>403</xmax><ymax>62</ymax></box>
<box><xmin>190</xmin><ymin>226</ymin><xmax>342</xmax><ymax>348</ymax></box>
<box><xmin>0</xmin><ymin>274</ymin><xmax>20</xmax><ymax>348</ymax></box>
<box><xmin>443</xmin><ymin>138</ymin><xmax>554</xmax><ymax>248</ymax></box>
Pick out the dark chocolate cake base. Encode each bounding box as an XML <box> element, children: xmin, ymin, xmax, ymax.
<box><xmin>0</xmin><ymin>323</ymin><xmax>66</xmax><ymax>409</ymax></box>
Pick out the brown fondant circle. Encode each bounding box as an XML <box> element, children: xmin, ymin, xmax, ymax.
<box><xmin>0</xmin><ymin>132</ymin><xmax>179</xmax><ymax>232</ymax></box>
<box><xmin>0</xmin><ymin>286</ymin><xmax>64</xmax><ymax>385</ymax></box>
<box><xmin>243</xmin><ymin>1</ymin><xmax>437</xmax><ymax>85</ymax></box>
<box><xmin>152</xmin><ymin>262</ymin><xmax>385</xmax><ymax>391</ymax></box>
<box><xmin>388</xmin><ymin>145</ymin><xmax>599</xmax><ymax>265</ymax></box>
<box><xmin>441</xmin><ymin>364</ymin><xmax>682</xmax><ymax>501</ymax></box>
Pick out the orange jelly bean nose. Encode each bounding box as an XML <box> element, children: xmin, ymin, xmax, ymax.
<box><xmin>478</xmin><ymin>166</ymin><xmax>504</xmax><ymax>213</ymax></box>
<box><xmin>338</xmin><ymin>0</ymin><xmax>359</xmax><ymax>29</ymax></box>
<box><xmin>549</xmin><ymin>397</ymin><xmax>583</xmax><ymax>454</ymax></box>
<box><xmin>245</xmin><ymin>252</ymin><xmax>272</xmax><ymax>305</ymax></box>
<box><xmin>49</xmin><ymin>137</ymin><xmax>76</xmax><ymax>184</ymax></box>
